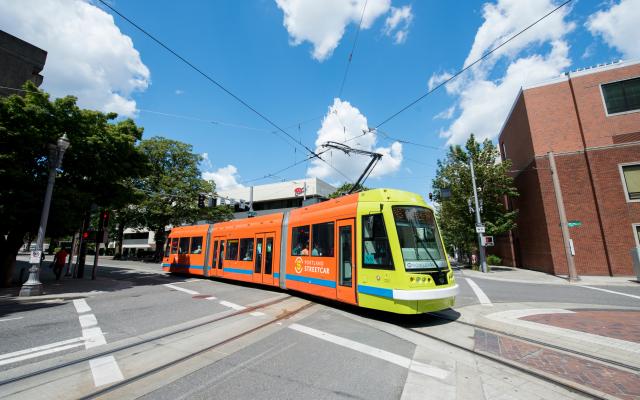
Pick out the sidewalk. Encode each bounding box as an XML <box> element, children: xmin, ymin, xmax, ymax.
<box><xmin>457</xmin><ymin>265</ymin><xmax>639</xmax><ymax>286</ymax></box>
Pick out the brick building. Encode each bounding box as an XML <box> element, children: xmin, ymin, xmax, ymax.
<box><xmin>0</xmin><ymin>30</ymin><xmax>47</xmax><ymax>97</ymax></box>
<box><xmin>497</xmin><ymin>60</ymin><xmax>640</xmax><ymax>276</ymax></box>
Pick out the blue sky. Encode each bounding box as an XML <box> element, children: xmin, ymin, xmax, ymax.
<box><xmin>1</xmin><ymin>0</ymin><xmax>638</xmax><ymax>196</ymax></box>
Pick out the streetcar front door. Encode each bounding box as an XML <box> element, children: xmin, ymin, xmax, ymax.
<box><xmin>336</xmin><ymin>219</ymin><xmax>356</xmax><ymax>304</ymax></box>
<box><xmin>262</xmin><ymin>235</ymin><xmax>275</xmax><ymax>285</ymax></box>
<box><xmin>252</xmin><ymin>236</ymin><xmax>264</xmax><ymax>284</ymax></box>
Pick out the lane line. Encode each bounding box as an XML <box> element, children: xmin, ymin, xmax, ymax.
<box><xmin>73</xmin><ymin>299</ymin><xmax>91</xmax><ymax>313</ymax></box>
<box><xmin>580</xmin><ymin>285</ymin><xmax>640</xmax><ymax>301</ymax></box>
<box><xmin>220</xmin><ymin>301</ymin><xmax>246</xmax><ymax>311</ymax></box>
<box><xmin>0</xmin><ymin>343</ymin><xmax>85</xmax><ymax>366</ymax></box>
<box><xmin>464</xmin><ymin>278</ymin><xmax>493</xmax><ymax>306</ymax></box>
<box><xmin>250</xmin><ymin>311</ymin><xmax>266</xmax><ymax>317</ymax></box>
<box><xmin>289</xmin><ymin>323</ymin><xmax>450</xmax><ymax>380</ymax></box>
<box><xmin>0</xmin><ymin>337</ymin><xmax>85</xmax><ymax>361</ymax></box>
<box><xmin>205</xmin><ymin>296</ymin><xmax>217</xmax><ymax>300</ymax></box>
<box><xmin>164</xmin><ymin>283</ymin><xmax>199</xmax><ymax>295</ymax></box>
<box><xmin>79</xmin><ymin>314</ymin><xmax>98</xmax><ymax>329</ymax></box>
<box><xmin>89</xmin><ymin>355</ymin><xmax>124</xmax><ymax>386</ymax></box>
<box><xmin>0</xmin><ymin>317</ymin><xmax>23</xmax><ymax>323</ymax></box>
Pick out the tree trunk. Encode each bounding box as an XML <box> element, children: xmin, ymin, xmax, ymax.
<box><xmin>114</xmin><ymin>223</ymin><xmax>125</xmax><ymax>260</ymax></box>
<box><xmin>0</xmin><ymin>230</ymin><xmax>27</xmax><ymax>287</ymax></box>
<box><xmin>153</xmin><ymin>227</ymin><xmax>166</xmax><ymax>263</ymax></box>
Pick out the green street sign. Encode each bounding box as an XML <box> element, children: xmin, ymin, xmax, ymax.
<box><xmin>567</xmin><ymin>220</ymin><xmax>582</xmax><ymax>228</ymax></box>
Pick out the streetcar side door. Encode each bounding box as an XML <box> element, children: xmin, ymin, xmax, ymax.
<box><xmin>262</xmin><ymin>234</ymin><xmax>275</xmax><ymax>285</ymax></box>
<box><xmin>216</xmin><ymin>240</ymin><xmax>225</xmax><ymax>276</ymax></box>
<box><xmin>336</xmin><ymin>219</ymin><xmax>356</xmax><ymax>304</ymax></box>
<box><xmin>210</xmin><ymin>239</ymin><xmax>219</xmax><ymax>277</ymax></box>
<box><xmin>253</xmin><ymin>235</ymin><xmax>264</xmax><ymax>284</ymax></box>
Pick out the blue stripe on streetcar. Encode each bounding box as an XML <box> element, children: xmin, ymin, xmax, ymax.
<box><xmin>163</xmin><ymin>263</ymin><xmax>203</xmax><ymax>270</ymax></box>
<box><xmin>223</xmin><ymin>267</ymin><xmax>253</xmax><ymax>275</ymax></box>
<box><xmin>286</xmin><ymin>274</ymin><xmax>336</xmax><ymax>288</ymax></box>
<box><xmin>357</xmin><ymin>285</ymin><xmax>393</xmax><ymax>298</ymax></box>
<box><xmin>274</xmin><ymin>272</ymin><xmax>280</xmax><ymax>278</ymax></box>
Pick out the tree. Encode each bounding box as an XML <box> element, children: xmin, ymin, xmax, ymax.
<box><xmin>431</xmin><ymin>135</ymin><xmax>518</xmax><ymax>260</ymax></box>
<box><xmin>329</xmin><ymin>183</ymin><xmax>369</xmax><ymax>198</ymax></box>
<box><xmin>128</xmin><ymin>137</ymin><xmax>232</xmax><ymax>261</ymax></box>
<box><xmin>0</xmin><ymin>82</ymin><xmax>148</xmax><ymax>285</ymax></box>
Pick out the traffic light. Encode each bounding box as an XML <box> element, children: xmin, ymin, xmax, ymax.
<box><xmin>198</xmin><ymin>194</ymin><xmax>206</xmax><ymax>208</ymax></box>
<box><xmin>100</xmin><ymin>210</ymin><xmax>110</xmax><ymax>227</ymax></box>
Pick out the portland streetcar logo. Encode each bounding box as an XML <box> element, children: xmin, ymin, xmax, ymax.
<box><xmin>294</xmin><ymin>257</ymin><xmax>303</xmax><ymax>273</ymax></box>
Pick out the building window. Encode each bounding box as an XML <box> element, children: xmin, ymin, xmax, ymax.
<box><xmin>602</xmin><ymin>77</ymin><xmax>640</xmax><ymax>115</ymax></box>
<box><xmin>239</xmin><ymin>238</ymin><xmax>254</xmax><ymax>261</ymax></box>
<box><xmin>291</xmin><ymin>226</ymin><xmax>310</xmax><ymax>255</ymax></box>
<box><xmin>633</xmin><ymin>224</ymin><xmax>640</xmax><ymax>247</ymax></box>
<box><xmin>311</xmin><ymin>222</ymin><xmax>334</xmax><ymax>257</ymax></box>
<box><xmin>620</xmin><ymin>164</ymin><xmax>640</xmax><ymax>201</ymax></box>
<box><xmin>226</xmin><ymin>239</ymin><xmax>239</xmax><ymax>260</ymax></box>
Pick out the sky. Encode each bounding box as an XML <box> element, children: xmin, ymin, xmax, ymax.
<box><xmin>1</xmin><ymin>0</ymin><xmax>639</xmax><ymax>197</ymax></box>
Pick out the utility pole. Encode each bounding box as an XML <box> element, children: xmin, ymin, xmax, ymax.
<box><xmin>548</xmin><ymin>151</ymin><xmax>579</xmax><ymax>282</ymax></box>
<box><xmin>469</xmin><ymin>158</ymin><xmax>488</xmax><ymax>273</ymax></box>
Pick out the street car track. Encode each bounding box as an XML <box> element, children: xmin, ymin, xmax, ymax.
<box><xmin>79</xmin><ymin>300</ymin><xmax>314</xmax><ymax>399</ymax></box>
<box><xmin>0</xmin><ymin>294</ymin><xmax>295</xmax><ymax>388</ymax></box>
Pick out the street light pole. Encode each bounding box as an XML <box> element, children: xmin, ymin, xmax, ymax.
<box><xmin>469</xmin><ymin>158</ymin><xmax>488</xmax><ymax>273</ymax></box>
<box><xmin>19</xmin><ymin>134</ymin><xmax>71</xmax><ymax>297</ymax></box>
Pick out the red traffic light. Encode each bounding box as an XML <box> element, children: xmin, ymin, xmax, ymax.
<box><xmin>82</xmin><ymin>231</ymin><xmax>89</xmax><ymax>239</ymax></box>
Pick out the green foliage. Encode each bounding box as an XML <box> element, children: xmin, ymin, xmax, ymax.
<box><xmin>486</xmin><ymin>254</ymin><xmax>502</xmax><ymax>265</ymax></box>
<box><xmin>432</xmin><ymin>134</ymin><xmax>518</xmax><ymax>256</ymax></box>
<box><xmin>329</xmin><ymin>183</ymin><xmax>369</xmax><ymax>198</ymax></box>
<box><xmin>125</xmin><ymin>137</ymin><xmax>233</xmax><ymax>254</ymax></box>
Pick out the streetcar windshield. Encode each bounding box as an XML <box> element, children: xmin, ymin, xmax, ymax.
<box><xmin>392</xmin><ymin>206</ymin><xmax>447</xmax><ymax>270</ymax></box>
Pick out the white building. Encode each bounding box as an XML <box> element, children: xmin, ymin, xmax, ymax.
<box><xmin>217</xmin><ymin>177</ymin><xmax>336</xmax><ymax>217</ymax></box>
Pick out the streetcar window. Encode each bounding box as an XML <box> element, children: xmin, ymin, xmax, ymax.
<box><xmin>311</xmin><ymin>222</ymin><xmax>334</xmax><ymax>257</ymax></box>
<box><xmin>178</xmin><ymin>237</ymin><xmax>190</xmax><ymax>254</ymax></box>
<box><xmin>226</xmin><ymin>239</ymin><xmax>239</xmax><ymax>260</ymax></box>
<box><xmin>291</xmin><ymin>226</ymin><xmax>310</xmax><ymax>256</ymax></box>
<box><xmin>393</xmin><ymin>206</ymin><xmax>446</xmax><ymax>270</ymax></box>
<box><xmin>164</xmin><ymin>240</ymin><xmax>171</xmax><ymax>257</ymax></box>
<box><xmin>265</xmin><ymin>237</ymin><xmax>273</xmax><ymax>275</ymax></box>
<box><xmin>239</xmin><ymin>238</ymin><xmax>254</xmax><ymax>261</ymax></box>
<box><xmin>190</xmin><ymin>237</ymin><xmax>203</xmax><ymax>254</ymax></box>
<box><xmin>170</xmin><ymin>238</ymin><xmax>178</xmax><ymax>254</ymax></box>
<box><xmin>218</xmin><ymin>241</ymin><xmax>225</xmax><ymax>269</ymax></box>
<box><xmin>362</xmin><ymin>214</ymin><xmax>393</xmax><ymax>269</ymax></box>
<box><xmin>212</xmin><ymin>241</ymin><xmax>218</xmax><ymax>268</ymax></box>
<box><xmin>254</xmin><ymin>238</ymin><xmax>263</xmax><ymax>273</ymax></box>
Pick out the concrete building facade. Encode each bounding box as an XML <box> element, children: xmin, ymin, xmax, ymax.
<box><xmin>498</xmin><ymin>60</ymin><xmax>640</xmax><ymax>276</ymax></box>
<box><xmin>0</xmin><ymin>30</ymin><xmax>47</xmax><ymax>97</ymax></box>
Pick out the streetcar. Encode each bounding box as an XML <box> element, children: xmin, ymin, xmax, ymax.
<box><xmin>162</xmin><ymin>189</ymin><xmax>458</xmax><ymax>314</ymax></box>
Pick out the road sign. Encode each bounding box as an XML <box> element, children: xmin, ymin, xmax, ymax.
<box><xmin>29</xmin><ymin>250</ymin><xmax>42</xmax><ymax>264</ymax></box>
<box><xmin>568</xmin><ymin>220</ymin><xmax>581</xmax><ymax>228</ymax></box>
<box><xmin>482</xmin><ymin>236</ymin><xmax>494</xmax><ymax>247</ymax></box>
<box><xmin>475</xmin><ymin>226</ymin><xmax>485</xmax><ymax>233</ymax></box>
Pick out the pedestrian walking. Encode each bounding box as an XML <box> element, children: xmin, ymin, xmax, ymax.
<box><xmin>53</xmin><ymin>247</ymin><xmax>69</xmax><ymax>280</ymax></box>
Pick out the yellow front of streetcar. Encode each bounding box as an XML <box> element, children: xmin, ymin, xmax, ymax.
<box><xmin>355</xmin><ymin>189</ymin><xmax>459</xmax><ymax>314</ymax></box>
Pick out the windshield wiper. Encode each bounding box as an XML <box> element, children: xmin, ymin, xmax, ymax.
<box><xmin>410</xmin><ymin>226</ymin><xmax>442</xmax><ymax>273</ymax></box>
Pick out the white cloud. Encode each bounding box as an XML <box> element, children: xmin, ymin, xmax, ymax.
<box><xmin>275</xmin><ymin>0</ymin><xmax>392</xmax><ymax>61</ymax></box>
<box><xmin>203</xmin><ymin>165</ymin><xmax>247</xmax><ymax>192</ymax></box>
<box><xmin>384</xmin><ymin>5</ymin><xmax>413</xmax><ymax>44</ymax></box>
<box><xmin>0</xmin><ymin>0</ymin><xmax>150</xmax><ymax>117</ymax></box>
<box><xmin>307</xmin><ymin>98</ymin><xmax>403</xmax><ymax>182</ymax></box>
<box><xmin>428</xmin><ymin>71</ymin><xmax>453</xmax><ymax>91</ymax></box>
<box><xmin>434</xmin><ymin>105</ymin><xmax>456</xmax><ymax>120</ymax></box>
<box><xmin>587</xmin><ymin>0</ymin><xmax>640</xmax><ymax>59</ymax></box>
<box><xmin>437</xmin><ymin>0</ymin><xmax>574</xmax><ymax>145</ymax></box>
<box><xmin>175</xmin><ymin>89</ymin><xmax>185</xmax><ymax>95</ymax></box>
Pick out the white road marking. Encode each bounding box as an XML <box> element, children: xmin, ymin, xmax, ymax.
<box><xmin>205</xmin><ymin>296</ymin><xmax>217</xmax><ymax>300</ymax></box>
<box><xmin>73</xmin><ymin>299</ymin><xmax>91</xmax><ymax>313</ymax></box>
<box><xmin>220</xmin><ymin>301</ymin><xmax>246</xmax><ymax>311</ymax></box>
<box><xmin>289</xmin><ymin>323</ymin><xmax>450</xmax><ymax>380</ymax></box>
<box><xmin>0</xmin><ymin>317</ymin><xmax>23</xmax><ymax>323</ymax></box>
<box><xmin>250</xmin><ymin>311</ymin><xmax>266</xmax><ymax>317</ymax></box>
<box><xmin>0</xmin><ymin>337</ymin><xmax>85</xmax><ymax>361</ymax></box>
<box><xmin>464</xmin><ymin>278</ymin><xmax>492</xmax><ymax>306</ymax></box>
<box><xmin>580</xmin><ymin>285</ymin><xmax>640</xmax><ymax>301</ymax></box>
<box><xmin>79</xmin><ymin>314</ymin><xmax>98</xmax><ymax>329</ymax></box>
<box><xmin>82</xmin><ymin>326</ymin><xmax>108</xmax><ymax>349</ymax></box>
<box><xmin>0</xmin><ymin>342</ymin><xmax>85</xmax><ymax>366</ymax></box>
<box><xmin>164</xmin><ymin>283</ymin><xmax>199</xmax><ymax>295</ymax></box>
<box><xmin>486</xmin><ymin>309</ymin><xmax>640</xmax><ymax>353</ymax></box>
<box><xmin>89</xmin><ymin>356</ymin><xmax>124</xmax><ymax>386</ymax></box>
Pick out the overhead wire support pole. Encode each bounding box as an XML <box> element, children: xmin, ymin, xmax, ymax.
<box><xmin>469</xmin><ymin>158</ymin><xmax>487</xmax><ymax>273</ymax></box>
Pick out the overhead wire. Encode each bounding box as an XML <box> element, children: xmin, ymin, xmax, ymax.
<box><xmin>337</xmin><ymin>0</ymin><xmax>368</xmax><ymax>98</ymax></box>
<box><xmin>95</xmin><ymin>0</ymin><xmax>351</xmax><ymax>182</ymax></box>
<box><xmin>373</xmin><ymin>0</ymin><xmax>574</xmax><ymax>129</ymax></box>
